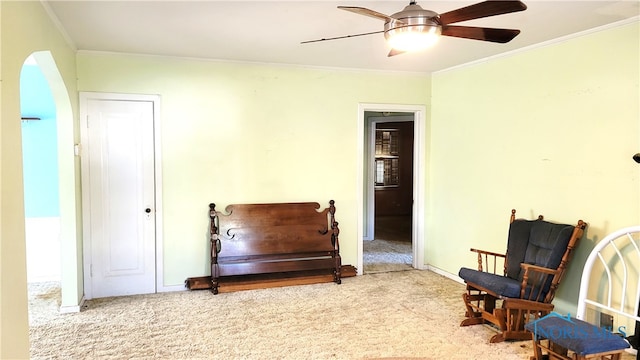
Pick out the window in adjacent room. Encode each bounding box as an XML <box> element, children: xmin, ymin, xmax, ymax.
<box><xmin>375</xmin><ymin>129</ymin><xmax>399</xmax><ymax>187</ymax></box>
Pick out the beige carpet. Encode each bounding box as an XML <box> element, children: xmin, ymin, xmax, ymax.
<box><xmin>363</xmin><ymin>239</ymin><xmax>413</xmax><ymax>274</ymax></box>
<box><xmin>29</xmin><ymin>270</ymin><xmax>544</xmax><ymax>360</ymax></box>
<box><xmin>364</xmin><ymin>215</ymin><xmax>413</xmax><ymax>274</ymax></box>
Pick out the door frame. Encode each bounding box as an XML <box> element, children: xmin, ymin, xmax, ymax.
<box><xmin>79</xmin><ymin>92</ymin><xmax>166</xmax><ymax>299</ymax></box>
<box><xmin>357</xmin><ymin>103</ymin><xmax>427</xmax><ymax>274</ymax></box>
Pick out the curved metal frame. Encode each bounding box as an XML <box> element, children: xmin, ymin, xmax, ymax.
<box><xmin>576</xmin><ymin>225</ymin><xmax>640</xmax><ymax>326</ymax></box>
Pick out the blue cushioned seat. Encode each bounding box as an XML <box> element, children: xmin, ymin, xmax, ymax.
<box><xmin>458</xmin><ymin>267</ymin><xmax>523</xmax><ymax>298</ymax></box>
<box><xmin>524</xmin><ymin>315</ymin><xmax>629</xmax><ymax>356</ymax></box>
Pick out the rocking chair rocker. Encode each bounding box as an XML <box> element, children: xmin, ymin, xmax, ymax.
<box><xmin>458</xmin><ymin>209</ymin><xmax>586</xmax><ymax>343</ymax></box>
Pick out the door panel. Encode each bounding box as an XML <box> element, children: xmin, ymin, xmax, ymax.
<box><xmin>85</xmin><ymin>98</ymin><xmax>156</xmax><ymax>298</ymax></box>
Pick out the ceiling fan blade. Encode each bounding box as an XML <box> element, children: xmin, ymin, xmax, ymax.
<box><xmin>338</xmin><ymin>6</ymin><xmax>395</xmax><ymax>22</ymax></box>
<box><xmin>439</xmin><ymin>1</ymin><xmax>527</xmax><ymax>25</ymax></box>
<box><xmin>388</xmin><ymin>49</ymin><xmax>406</xmax><ymax>57</ymax></box>
<box><xmin>441</xmin><ymin>25</ymin><xmax>521</xmax><ymax>43</ymax></box>
<box><xmin>301</xmin><ymin>30</ymin><xmax>384</xmax><ymax>44</ymax></box>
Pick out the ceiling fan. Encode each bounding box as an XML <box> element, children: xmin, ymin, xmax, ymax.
<box><xmin>302</xmin><ymin>0</ymin><xmax>527</xmax><ymax>57</ymax></box>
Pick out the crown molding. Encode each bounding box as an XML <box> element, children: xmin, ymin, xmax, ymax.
<box><xmin>435</xmin><ymin>16</ymin><xmax>639</xmax><ymax>75</ymax></box>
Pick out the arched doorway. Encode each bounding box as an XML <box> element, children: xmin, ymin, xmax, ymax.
<box><xmin>21</xmin><ymin>55</ymin><xmax>61</xmax><ymax>283</ymax></box>
<box><xmin>21</xmin><ymin>51</ymin><xmax>82</xmax><ymax>312</ymax></box>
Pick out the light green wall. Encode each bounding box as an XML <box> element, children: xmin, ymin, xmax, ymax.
<box><xmin>0</xmin><ymin>1</ymin><xmax>79</xmax><ymax>358</ymax></box>
<box><xmin>76</xmin><ymin>53</ymin><xmax>431</xmax><ymax>285</ymax></box>
<box><xmin>429</xmin><ymin>21</ymin><xmax>640</xmax><ymax>315</ymax></box>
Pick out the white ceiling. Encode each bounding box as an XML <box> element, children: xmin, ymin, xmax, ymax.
<box><xmin>44</xmin><ymin>1</ymin><xmax>640</xmax><ymax>73</ymax></box>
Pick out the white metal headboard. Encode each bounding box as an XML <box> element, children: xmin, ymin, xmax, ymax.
<box><xmin>576</xmin><ymin>225</ymin><xmax>640</xmax><ymax>330</ymax></box>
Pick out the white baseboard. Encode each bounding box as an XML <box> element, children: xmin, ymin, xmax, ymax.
<box><xmin>158</xmin><ymin>284</ymin><xmax>187</xmax><ymax>293</ymax></box>
<box><xmin>59</xmin><ymin>296</ymin><xmax>85</xmax><ymax>313</ymax></box>
<box><xmin>59</xmin><ymin>286</ymin><xmax>184</xmax><ymax>313</ymax></box>
<box><xmin>426</xmin><ymin>265</ymin><xmax>464</xmax><ymax>284</ymax></box>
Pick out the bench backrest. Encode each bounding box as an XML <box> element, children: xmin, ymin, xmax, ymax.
<box><xmin>210</xmin><ymin>201</ymin><xmax>338</xmax><ymax>259</ymax></box>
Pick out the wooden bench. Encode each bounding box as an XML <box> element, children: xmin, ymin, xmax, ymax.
<box><xmin>208</xmin><ymin>200</ymin><xmax>342</xmax><ymax>294</ymax></box>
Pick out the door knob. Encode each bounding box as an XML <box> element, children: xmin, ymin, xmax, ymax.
<box><xmin>145</xmin><ymin>208</ymin><xmax>151</xmax><ymax>214</ymax></box>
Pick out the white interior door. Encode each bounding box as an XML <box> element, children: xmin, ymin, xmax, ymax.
<box><xmin>81</xmin><ymin>95</ymin><xmax>156</xmax><ymax>299</ymax></box>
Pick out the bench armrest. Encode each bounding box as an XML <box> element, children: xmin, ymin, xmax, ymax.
<box><xmin>470</xmin><ymin>248</ymin><xmax>506</xmax><ymax>274</ymax></box>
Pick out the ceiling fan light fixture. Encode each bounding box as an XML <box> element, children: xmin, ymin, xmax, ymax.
<box><xmin>385</xmin><ymin>25</ymin><xmax>441</xmax><ymax>52</ymax></box>
<box><xmin>306</xmin><ymin>1</ymin><xmax>527</xmax><ymax>56</ymax></box>
<box><xmin>384</xmin><ymin>4</ymin><xmax>441</xmax><ymax>52</ymax></box>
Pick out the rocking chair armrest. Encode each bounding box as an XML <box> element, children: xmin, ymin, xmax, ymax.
<box><xmin>519</xmin><ymin>264</ymin><xmax>559</xmax><ymax>302</ymax></box>
<box><xmin>502</xmin><ymin>297</ymin><xmax>555</xmax><ymax>311</ymax></box>
<box><xmin>520</xmin><ymin>263</ymin><xmax>557</xmax><ymax>276</ymax></box>
<box><xmin>470</xmin><ymin>248</ymin><xmax>506</xmax><ymax>274</ymax></box>
<box><xmin>470</xmin><ymin>248</ymin><xmax>506</xmax><ymax>258</ymax></box>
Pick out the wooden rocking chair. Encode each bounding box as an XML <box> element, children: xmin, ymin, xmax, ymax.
<box><xmin>458</xmin><ymin>209</ymin><xmax>587</xmax><ymax>343</ymax></box>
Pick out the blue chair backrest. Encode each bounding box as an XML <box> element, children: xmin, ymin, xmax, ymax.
<box><xmin>506</xmin><ymin>219</ymin><xmax>575</xmax><ymax>282</ymax></box>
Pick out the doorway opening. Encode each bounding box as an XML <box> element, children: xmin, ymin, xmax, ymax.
<box><xmin>21</xmin><ymin>55</ymin><xmax>61</xmax><ymax>284</ymax></box>
<box><xmin>21</xmin><ymin>51</ymin><xmax>81</xmax><ymax>314</ymax></box>
<box><xmin>364</xmin><ymin>114</ymin><xmax>414</xmax><ymax>273</ymax></box>
<box><xmin>357</xmin><ymin>103</ymin><xmax>426</xmax><ymax>275</ymax></box>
